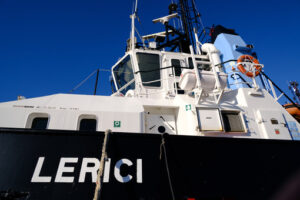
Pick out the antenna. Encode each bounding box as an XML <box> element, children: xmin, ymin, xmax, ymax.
<box><xmin>129</xmin><ymin>0</ymin><xmax>138</xmax><ymax>51</ymax></box>
<box><xmin>135</xmin><ymin>0</ymin><xmax>138</xmax><ymax>13</ymax></box>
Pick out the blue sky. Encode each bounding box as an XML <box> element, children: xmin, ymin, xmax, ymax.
<box><xmin>0</xmin><ymin>0</ymin><xmax>299</xmax><ymax>103</ymax></box>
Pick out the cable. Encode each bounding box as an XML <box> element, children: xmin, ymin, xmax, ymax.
<box><xmin>69</xmin><ymin>68</ymin><xmax>132</xmax><ymax>94</ymax></box>
<box><xmin>135</xmin><ymin>65</ymin><xmax>190</xmax><ymax>74</ymax></box>
<box><xmin>69</xmin><ymin>70</ymin><xmax>98</xmax><ymax>93</ymax></box>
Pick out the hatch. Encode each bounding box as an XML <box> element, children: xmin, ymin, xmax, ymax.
<box><xmin>256</xmin><ymin>110</ymin><xmax>291</xmax><ymax>139</ymax></box>
<box><xmin>144</xmin><ymin>107</ymin><xmax>177</xmax><ymax>134</ymax></box>
<box><xmin>197</xmin><ymin>108</ymin><xmax>223</xmax><ymax>132</ymax></box>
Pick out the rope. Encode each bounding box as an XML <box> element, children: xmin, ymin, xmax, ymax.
<box><xmin>160</xmin><ymin>134</ymin><xmax>175</xmax><ymax>200</ymax></box>
<box><xmin>93</xmin><ymin>129</ymin><xmax>111</xmax><ymax>200</ymax></box>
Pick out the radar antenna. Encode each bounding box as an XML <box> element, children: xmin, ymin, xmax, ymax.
<box><xmin>145</xmin><ymin>0</ymin><xmax>205</xmax><ymax>53</ymax></box>
<box><xmin>136</xmin><ymin>0</ymin><xmax>205</xmax><ymax>53</ymax></box>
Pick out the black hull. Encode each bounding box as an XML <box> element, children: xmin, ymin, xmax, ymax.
<box><xmin>1</xmin><ymin>128</ymin><xmax>300</xmax><ymax>200</ymax></box>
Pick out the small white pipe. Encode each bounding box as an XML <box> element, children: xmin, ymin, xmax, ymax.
<box><xmin>193</xmin><ymin>28</ymin><xmax>202</xmax><ymax>55</ymax></box>
<box><xmin>201</xmin><ymin>43</ymin><xmax>222</xmax><ymax>72</ymax></box>
<box><xmin>201</xmin><ymin>43</ymin><xmax>222</xmax><ymax>90</ymax></box>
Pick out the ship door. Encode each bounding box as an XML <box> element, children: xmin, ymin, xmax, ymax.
<box><xmin>144</xmin><ymin>107</ymin><xmax>177</xmax><ymax>134</ymax></box>
<box><xmin>256</xmin><ymin>110</ymin><xmax>291</xmax><ymax>139</ymax></box>
<box><xmin>163</xmin><ymin>54</ymin><xmax>187</xmax><ymax>94</ymax></box>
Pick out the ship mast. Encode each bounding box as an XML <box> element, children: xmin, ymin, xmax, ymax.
<box><xmin>143</xmin><ymin>0</ymin><xmax>205</xmax><ymax>53</ymax></box>
<box><xmin>177</xmin><ymin>0</ymin><xmax>203</xmax><ymax>52</ymax></box>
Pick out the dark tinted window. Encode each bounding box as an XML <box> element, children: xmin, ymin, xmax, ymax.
<box><xmin>79</xmin><ymin>119</ymin><xmax>97</xmax><ymax>131</ymax></box>
<box><xmin>113</xmin><ymin>55</ymin><xmax>135</xmax><ymax>94</ymax></box>
<box><xmin>137</xmin><ymin>53</ymin><xmax>161</xmax><ymax>87</ymax></box>
<box><xmin>171</xmin><ymin>59</ymin><xmax>182</xmax><ymax>76</ymax></box>
<box><xmin>221</xmin><ymin>111</ymin><xmax>244</xmax><ymax>132</ymax></box>
<box><xmin>188</xmin><ymin>57</ymin><xmax>194</xmax><ymax>69</ymax></box>
<box><xmin>31</xmin><ymin>117</ymin><xmax>48</xmax><ymax>130</ymax></box>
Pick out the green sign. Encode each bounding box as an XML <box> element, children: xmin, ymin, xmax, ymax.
<box><xmin>185</xmin><ymin>104</ymin><xmax>192</xmax><ymax>111</ymax></box>
<box><xmin>114</xmin><ymin>121</ymin><xmax>121</xmax><ymax>128</ymax></box>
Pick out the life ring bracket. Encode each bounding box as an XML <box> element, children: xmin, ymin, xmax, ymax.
<box><xmin>237</xmin><ymin>55</ymin><xmax>263</xmax><ymax>78</ymax></box>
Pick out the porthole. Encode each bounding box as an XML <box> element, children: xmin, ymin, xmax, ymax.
<box><xmin>31</xmin><ymin>117</ymin><xmax>48</xmax><ymax>130</ymax></box>
<box><xmin>77</xmin><ymin>115</ymin><xmax>98</xmax><ymax>131</ymax></box>
<box><xmin>26</xmin><ymin>113</ymin><xmax>49</xmax><ymax>130</ymax></box>
<box><xmin>79</xmin><ymin>119</ymin><xmax>97</xmax><ymax>131</ymax></box>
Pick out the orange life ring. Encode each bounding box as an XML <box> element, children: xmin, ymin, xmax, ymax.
<box><xmin>237</xmin><ymin>55</ymin><xmax>262</xmax><ymax>78</ymax></box>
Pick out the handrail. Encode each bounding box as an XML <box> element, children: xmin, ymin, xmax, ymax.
<box><xmin>214</xmin><ymin>59</ymin><xmax>237</xmax><ymax>67</ymax></box>
<box><xmin>113</xmin><ymin>76</ymin><xmax>178</xmax><ymax>96</ymax></box>
<box><xmin>113</xmin><ymin>58</ymin><xmax>298</xmax><ymax>106</ymax></box>
<box><xmin>112</xmin><ymin>79</ymin><xmax>135</xmax><ymax>96</ymax></box>
<box><xmin>137</xmin><ymin>77</ymin><xmax>180</xmax><ymax>96</ymax></box>
<box><xmin>229</xmin><ymin>73</ymin><xmax>252</xmax><ymax>88</ymax></box>
<box><xmin>134</xmin><ymin>64</ymin><xmax>221</xmax><ymax>74</ymax></box>
<box><xmin>222</xmin><ymin>61</ymin><xmax>298</xmax><ymax>107</ymax></box>
<box><xmin>113</xmin><ymin>58</ymin><xmax>210</xmax><ymax>94</ymax></box>
<box><xmin>128</xmin><ymin>56</ymin><xmax>232</xmax><ymax>76</ymax></box>
<box><xmin>134</xmin><ymin>65</ymin><xmax>190</xmax><ymax>74</ymax></box>
<box><xmin>261</xmin><ymin>71</ymin><xmax>299</xmax><ymax>107</ymax></box>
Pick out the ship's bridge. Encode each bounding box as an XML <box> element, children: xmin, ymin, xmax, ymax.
<box><xmin>111</xmin><ymin>47</ymin><xmax>228</xmax><ymax>99</ymax></box>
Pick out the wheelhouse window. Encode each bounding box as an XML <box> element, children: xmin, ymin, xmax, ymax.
<box><xmin>188</xmin><ymin>57</ymin><xmax>194</xmax><ymax>69</ymax></box>
<box><xmin>79</xmin><ymin>119</ymin><xmax>97</xmax><ymax>131</ymax></box>
<box><xmin>171</xmin><ymin>59</ymin><xmax>182</xmax><ymax>76</ymax></box>
<box><xmin>113</xmin><ymin>55</ymin><xmax>135</xmax><ymax>94</ymax></box>
<box><xmin>221</xmin><ymin>111</ymin><xmax>245</xmax><ymax>132</ymax></box>
<box><xmin>31</xmin><ymin>117</ymin><xmax>48</xmax><ymax>130</ymax></box>
<box><xmin>136</xmin><ymin>53</ymin><xmax>161</xmax><ymax>87</ymax></box>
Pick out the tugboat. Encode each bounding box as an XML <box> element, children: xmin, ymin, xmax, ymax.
<box><xmin>0</xmin><ymin>0</ymin><xmax>300</xmax><ymax>200</ymax></box>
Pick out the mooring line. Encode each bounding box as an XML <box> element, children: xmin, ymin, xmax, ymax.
<box><xmin>160</xmin><ymin>134</ymin><xmax>175</xmax><ymax>200</ymax></box>
<box><xmin>93</xmin><ymin>129</ymin><xmax>111</xmax><ymax>200</ymax></box>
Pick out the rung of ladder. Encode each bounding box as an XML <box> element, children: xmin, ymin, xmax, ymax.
<box><xmin>196</xmin><ymin>61</ymin><xmax>211</xmax><ymax>65</ymax></box>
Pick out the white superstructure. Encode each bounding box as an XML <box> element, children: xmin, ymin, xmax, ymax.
<box><xmin>0</xmin><ymin>11</ymin><xmax>299</xmax><ymax>140</ymax></box>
